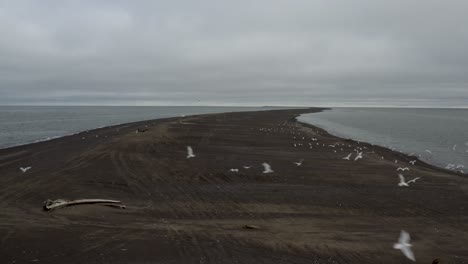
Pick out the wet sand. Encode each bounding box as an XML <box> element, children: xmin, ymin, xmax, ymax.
<box><xmin>0</xmin><ymin>108</ymin><xmax>467</xmax><ymax>263</ymax></box>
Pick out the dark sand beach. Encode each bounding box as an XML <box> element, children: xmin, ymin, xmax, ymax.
<box><xmin>0</xmin><ymin>108</ymin><xmax>467</xmax><ymax>263</ymax></box>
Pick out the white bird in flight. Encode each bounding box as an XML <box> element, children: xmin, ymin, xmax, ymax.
<box><xmin>393</xmin><ymin>230</ymin><xmax>416</xmax><ymax>261</ymax></box>
<box><xmin>230</xmin><ymin>168</ymin><xmax>239</xmax><ymax>172</ymax></box>
<box><xmin>453</xmin><ymin>144</ymin><xmax>457</xmax><ymax>151</ymax></box>
<box><xmin>398</xmin><ymin>174</ymin><xmax>410</xmax><ymax>187</ymax></box>
<box><xmin>294</xmin><ymin>159</ymin><xmax>304</xmax><ymax>166</ymax></box>
<box><xmin>425</xmin><ymin>150</ymin><xmax>432</xmax><ymax>154</ymax></box>
<box><xmin>398</xmin><ymin>174</ymin><xmax>420</xmax><ymax>187</ymax></box>
<box><xmin>446</xmin><ymin>164</ymin><xmax>455</xmax><ymax>169</ymax></box>
<box><xmin>243</xmin><ymin>166</ymin><xmax>251</xmax><ymax>169</ymax></box>
<box><xmin>20</xmin><ymin>167</ymin><xmax>31</xmax><ymax>173</ymax></box>
<box><xmin>354</xmin><ymin>152</ymin><xmax>363</xmax><ymax>161</ymax></box>
<box><xmin>409</xmin><ymin>160</ymin><xmax>416</xmax><ymax>165</ymax></box>
<box><xmin>396</xmin><ymin>167</ymin><xmax>410</xmax><ymax>171</ymax></box>
<box><xmin>262</xmin><ymin>163</ymin><xmax>274</xmax><ymax>174</ymax></box>
<box><xmin>343</xmin><ymin>153</ymin><xmax>352</xmax><ymax>160</ymax></box>
<box><xmin>186</xmin><ymin>146</ymin><xmax>196</xmax><ymax>158</ymax></box>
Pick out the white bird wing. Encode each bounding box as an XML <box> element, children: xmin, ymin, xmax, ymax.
<box><xmin>188</xmin><ymin>146</ymin><xmax>193</xmax><ymax>155</ymax></box>
<box><xmin>398</xmin><ymin>174</ymin><xmax>406</xmax><ymax>184</ymax></box>
<box><xmin>400</xmin><ymin>246</ymin><xmax>416</xmax><ymax>261</ymax></box>
<box><xmin>262</xmin><ymin>163</ymin><xmax>273</xmax><ymax>172</ymax></box>
<box><xmin>407</xmin><ymin>177</ymin><xmax>420</xmax><ymax>183</ymax></box>
<box><xmin>399</xmin><ymin>230</ymin><xmax>411</xmax><ymax>244</ymax></box>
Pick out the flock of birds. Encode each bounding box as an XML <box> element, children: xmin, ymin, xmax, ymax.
<box><xmin>184</xmin><ymin>123</ymin><xmax>432</xmax><ymax>262</ymax></box>
<box><xmin>16</xmin><ymin>119</ymin><xmax>466</xmax><ymax>263</ymax></box>
<box><xmin>182</xmin><ymin>120</ymin><xmax>468</xmax><ymax>262</ymax></box>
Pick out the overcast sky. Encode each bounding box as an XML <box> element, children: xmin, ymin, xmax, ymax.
<box><xmin>1</xmin><ymin>0</ymin><xmax>467</xmax><ymax>107</ymax></box>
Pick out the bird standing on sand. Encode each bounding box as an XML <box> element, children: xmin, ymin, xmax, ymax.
<box><xmin>294</xmin><ymin>159</ymin><xmax>304</xmax><ymax>166</ymax></box>
<box><xmin>186</xmin><ymin>146</ymin><xmax>196</xmax><ymax>158</ymax></box>
<box><xmin>20</xmin><ymin>167</ymin><xmax>31</xmax><ymax>173</ymax></box>
<box><xmin>262</xmin><ymin>163</ymin><xmax>274</xmax><ymax>174</ymax></box>
<box><xmin>393</xmin><ymin>230</ymin><xmax>416</xmax><ymax>261</ymax></box>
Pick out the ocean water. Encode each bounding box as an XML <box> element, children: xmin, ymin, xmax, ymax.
<box><xmin>298</xmin><ymin>108</ymin><xmax>468</xmax><ymax>171</ymax></box>
<box><xmin>0</xmin><ymin>106</ymin><xmax>282</xmax><ymax>149</ymax></box>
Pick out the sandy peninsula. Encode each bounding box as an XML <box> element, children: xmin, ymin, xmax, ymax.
<box><xmin>0</xmin><ymin>108</ymin><xmax>467</xmax><ymax>263</ymax></box>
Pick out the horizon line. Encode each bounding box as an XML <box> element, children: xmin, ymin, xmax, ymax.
<box><xmin>0</xmin><ymin>104</ymin><xmax>467</xmax><ymax>109</ymax></box>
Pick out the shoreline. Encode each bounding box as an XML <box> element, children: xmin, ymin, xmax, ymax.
<box><xmin>297</xmin><ymin>111</ymin><xmax>467</xmax><ymax>174</ymax></box>
<box><xmin>295</xmin><ymin>116</ymin><xmax>458</xmax><ymax>176</ymax></box>
<box><xmin>0</xmin><ymin>106</ymin><xmax>296</xmax><ymax>151</ymax></box>
<box><xmin>0</xmin><ymin>107</ymin><xmax>467</xmax><ymax>263</ymax></box>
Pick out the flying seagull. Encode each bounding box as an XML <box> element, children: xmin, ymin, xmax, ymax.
<box><xmin>354</xmin><ymin>152</ymin><xmax>363</xmax><ymax>161</ymax></box>
<box><xmin>230</xmin><ymin>169</ymin><xmax>239</xmax><ymax>172</ymax></box>
<box><xmin>409</xmin><ymin>160</ymin><xmax>417</xmax><ymax>165</ymax></box>
<box><xmin>343</xmin><ymin>153</ymin><xmax>352</xmax><ymax>160</ymax></box>
<box><xmin>294</xmin><ymin>159</ymin><xmax>304</xmax><ymax>166</ymax></box>
<box><xmin>397</xmin><ymin>167</ymin><xmax>410</xmax><ymax>171</ymax></box>
<box><xmin>20</xmin><ymin>167</ymin><xmax>31</xmax><ymax>173</ymax></box>
<box><xmin>453</xmin><ymin>144</ymin><xmax>457</xmax><ymax>151</ymax></box>
<box><xmin>262</xmin><ymin>163</ymin><xmax>274</xmax><ymax>174</ymax></box>
<box><xmin>243</xmin><ymin>166</ymin><xmax>251</xmax><ymax>169</ymax></box>
<box><xmin>186</xmin><ymin>146</ymin><xmax>196</xmax><ymax>158</ymax></box>
<box><xmin>393</xmin><ymin>230</ymin><xmax>416</xmax><ymax>261</ymax></box>
<box><xmin>425</xmin><ymin>150</ymin><xmax>432</xmax><ymax>154</ymax></box>
<box><xmin>398</xmin><ymin>174</ymin><xmax>410</xmax><ymax>187</ymax></box>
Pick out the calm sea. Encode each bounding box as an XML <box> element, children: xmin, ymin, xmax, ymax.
<box><xmin>0</xmin><ymin>106</ymin><xmax>283</xmax><ymax>149</ymax></box>
<box><xmin>298</xmin><ymin>108</ymin><xmax>468</xmax><ymax>171</ymax></box>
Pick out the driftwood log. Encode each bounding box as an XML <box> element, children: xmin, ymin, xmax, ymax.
<box><xmin>43</xmin><ymin>199</ymin><xmax>126</xmax><ymax>211</ymax></box>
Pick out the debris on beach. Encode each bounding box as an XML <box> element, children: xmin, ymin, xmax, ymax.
<box><xmin>43</xmin><ymin>199</ymin><xmax>126</xmax><ymax>211</ymax></box>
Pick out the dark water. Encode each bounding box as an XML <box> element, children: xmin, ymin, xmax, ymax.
<box><xmin>0</xmin><ymin>106</ymin><xmax>282</xmax><ymax>149</ymax></box>
<box><xmin>298</xmin><ymin>108</ymin><xmax>468</xmax><ymax>172</ymax></box>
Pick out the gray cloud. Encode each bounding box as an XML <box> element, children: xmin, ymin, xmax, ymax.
<box><xmin>1</xmin><ymin>0</ymin><xmax>468</xmax><ymax>107</ymax></box>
